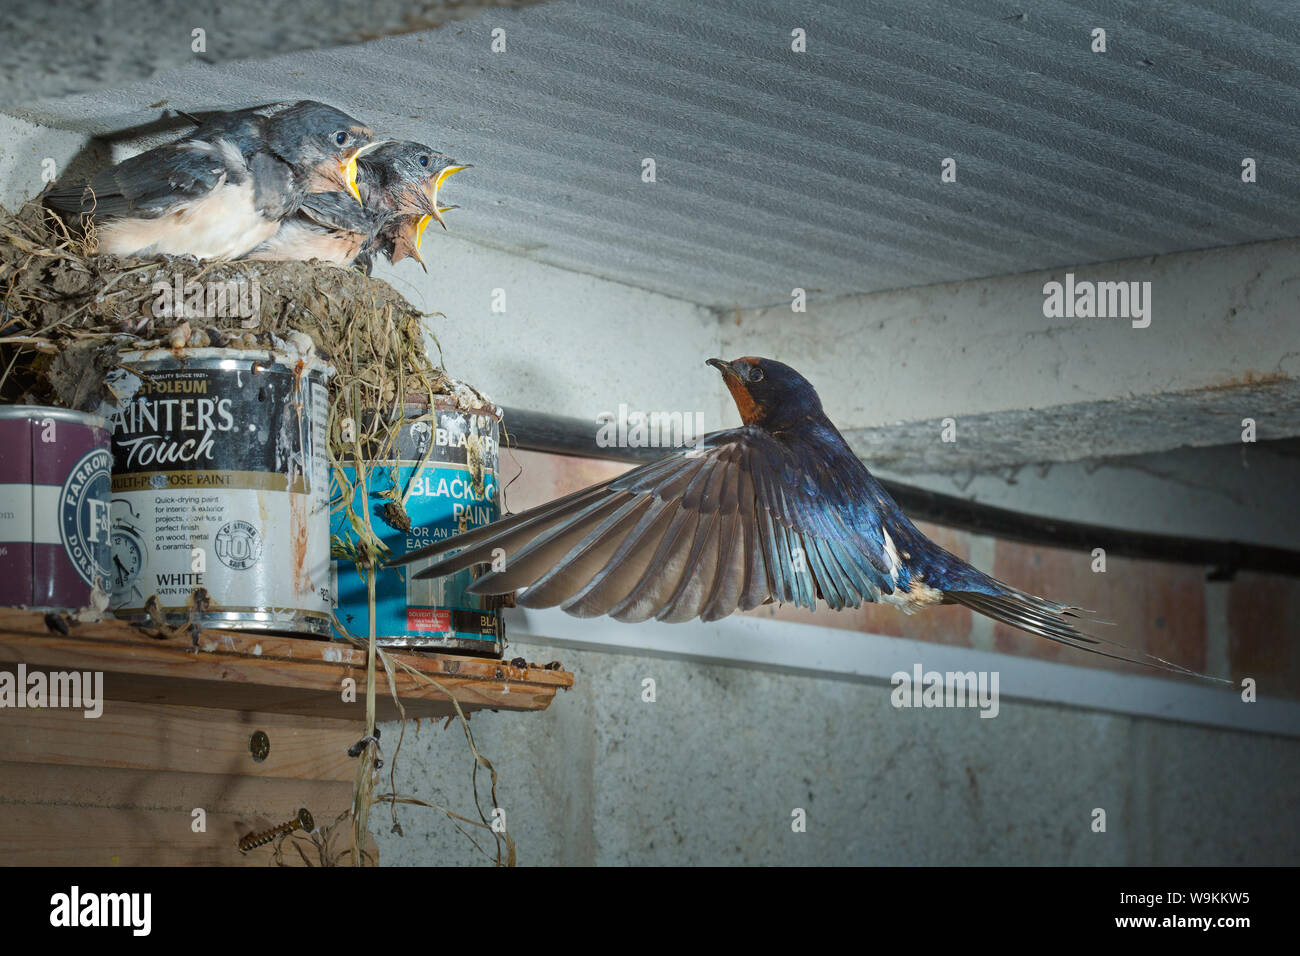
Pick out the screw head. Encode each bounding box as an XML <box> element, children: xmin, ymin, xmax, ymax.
<box><xmin>249</xmin><ymin>730</ymin><xmax>270</xmax><ymax>762</ymax></box>
<box><xmin>297</xmin><ymin>808</ymin><xmax>314</xmax><ymax>831</ymax></box>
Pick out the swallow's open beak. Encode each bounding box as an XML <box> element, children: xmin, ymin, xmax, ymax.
<box><xmin>706</xmin><ymin>357</ymin><xmax>738</xmax><ymax>377</ymax></box>
<box><xmin>428</xmin><ymin>164</ymin><xmax>470</xmax><ymax>227</ymax></box>
<box><xmin>340</xmin><ymin>139</ymin><xmax>392</xmax><ymax>204</ymax></box>
<box><xmin>405</xmin><ymin>205</ymin><xmax>458</xmax><ymax>268</ymax></box>
<box><xmin>410</xmin><ymin>215</ymin><xmax>432</xmax><ymax>268</ymax></box>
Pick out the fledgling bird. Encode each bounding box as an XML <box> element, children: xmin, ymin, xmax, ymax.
<box><xmin>390</xmin><ymin>356</ymin><xmax>1223</xmax><ymax>682</ymax></box>
<box><xmin>356</xmin><ymin>142</ymin><xmax>469</xmax><ymax>273</ymax></box>
<box><xmin>357</xmin><ymin>141</ymin><xmax>469</xmax><ymax>230</ymax></box>
<box><xmin>44</xmin><ymin>101</ymin><xmax>381</xmax><ymax>261</ymax></box>
<box><xmin>242</xmin><ymin>140</ymin><xmax>468</xmax><ymax>270</ymax></box>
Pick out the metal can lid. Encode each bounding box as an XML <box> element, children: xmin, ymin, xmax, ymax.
<box><xmin>0</xmin><ymin>404</ymin><xmax>109</xmax><ymax>429</ymax></box>
<box><xmin>115</xmin><ymin>346</ymin><xmax>334</xmax><ymax>379</ymax></box>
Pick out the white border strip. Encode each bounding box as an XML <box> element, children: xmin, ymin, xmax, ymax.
<box><xmin>505</xmin><ymin>607</ymin><xmax>1300</xmax><ymax>738</ymax></box>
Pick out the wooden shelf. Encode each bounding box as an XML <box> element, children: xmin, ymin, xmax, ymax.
<box><xmin>0</xmin><ymin>607</ymin><xmax>573</xmax><ymax>720</ymax></box>
<box><xmin>0</xmin><ymin>606</ymin><xmax>572</xmax><ymax>864</ymax></box>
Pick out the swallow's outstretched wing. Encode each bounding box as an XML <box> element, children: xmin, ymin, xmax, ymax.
<box><xmin>392</xmin><ymin>426</ymin><xmax>912</xmax><ymax>623</ymax></box>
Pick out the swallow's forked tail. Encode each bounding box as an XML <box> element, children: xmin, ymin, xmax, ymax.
<box><xmin>944</xmin><ymin>584</ymin><xmax>1231</xmax><ymax>685</ymax></box>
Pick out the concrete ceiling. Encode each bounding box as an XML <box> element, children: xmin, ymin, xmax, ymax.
<box><xmin>6</xmin><ymin>0</ymin><xmax>1300</xmax><ymax>309</ymax></box>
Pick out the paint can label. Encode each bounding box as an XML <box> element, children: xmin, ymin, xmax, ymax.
<box><xmin>331</xmin><ymin>406</ymin><xmax>502</xmax><ymax>655</ymax></box>
<box><xmin>106</xmin><ymin>351</ymin><xmax>332</xmax><ymax>634</ymax></box>
<box><xmin>0</xmin><ymin>408</ymin><xmax>113</xmax><ymax>609</ymax></box>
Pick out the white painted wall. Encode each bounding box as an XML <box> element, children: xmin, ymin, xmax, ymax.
<box><xmin>369</xmin><ymin>238</ymin><xmax>724</xmax><ymax>423</ymax></box>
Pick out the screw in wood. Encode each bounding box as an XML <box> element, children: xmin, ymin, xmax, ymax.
<box><xmin>238</xmin><ymin>808</ymin><xmax>314</xmax><ymax>853</ymax></box>
<box><xmin>249</xmin><ymin>730</ymin><xmax>270</xmax><ymax>762</ymax></box>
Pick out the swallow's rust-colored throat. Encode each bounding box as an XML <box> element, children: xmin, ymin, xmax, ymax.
<box><xmin>724</xmin><ymin>376</ymin><xmax>765</xmax><ymax>424</ymax></box>
<box><xmin>709</xmin><ymin>358</ymin><xmax>765</xmax><ymax>425</ymax></box>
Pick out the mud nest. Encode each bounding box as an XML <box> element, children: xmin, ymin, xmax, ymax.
<box><xmin>0</xmin><ymin>201</ymin><xmax>459</xmax><ymax>410</ymax></box>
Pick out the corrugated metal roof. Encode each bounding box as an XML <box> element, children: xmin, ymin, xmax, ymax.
<box><xmin>14</xmin><ymin>0</ymin><xmax>1300</xmax><ymax>308</ymax></box>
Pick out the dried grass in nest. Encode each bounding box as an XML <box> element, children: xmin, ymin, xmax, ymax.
<box><xmin>324</xmin><ymin>301</ymin><xmax>506</xmax><ymax>867</ymax></box>
<box><xmin>1</xmin><ymin>200</ymin><xmax>513</xmax><ymax>867</ymax></box>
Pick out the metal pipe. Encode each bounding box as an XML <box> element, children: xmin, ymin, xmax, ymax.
<box><xmin>498</xmin><ymin>407</ymin><xmax>1300</xmax><ymax>579</ymax></box>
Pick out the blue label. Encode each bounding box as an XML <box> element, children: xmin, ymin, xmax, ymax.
<box><xmin>331</xmin><ymin>460</ymin><xmax>500</xmax><ymax>645</ymax></box>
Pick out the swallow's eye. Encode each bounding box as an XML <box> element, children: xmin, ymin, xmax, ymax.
<box><xmin>747</xmin><ymin>366</ymin><xmax>765</xmax><ymax>383</ymax></box>
<box><xmin>418</xmin><ymin>154</ymin><xmax>430</xmax><ymax>167</ymax></box>
<box><xmin>334</xmin><ymin>131</ymin><xmax>350</xmax><ymax>147</ymax></box>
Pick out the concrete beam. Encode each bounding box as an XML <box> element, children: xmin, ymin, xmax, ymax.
<box><xmin>884</xmin><ymin>440</ymin><xmax>1300</xmax><ymax>552</ymax></box>
<box><xmin>845</xmin><ymin>378</ymin><xmax>1300</xmax><ymax>474</ymax></box>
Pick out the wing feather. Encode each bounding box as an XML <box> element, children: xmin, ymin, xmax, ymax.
<box><xmin>608</xmin><ymin>508</ymin><xmax>702</xmax><ymax>623</ymax></box>
<box><xmin>562</xmin><ymin>495</ymin><xmax>680</xmax><ymax>617</ymax></box>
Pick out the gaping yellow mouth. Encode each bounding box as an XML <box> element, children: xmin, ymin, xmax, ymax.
<box><xmin>409</xmin><ymin>205</ymin><xmax>457</xmax><ymax>265</ymax></box>
<box><xmin>428</xmin><ymin>164</ymin><xmax>470</xmax><ymax>227</ymax></box>
<box><xmin>340</xmin><ymin>140</ymin><xmax>391</xmax><ymax>204</ymax></box>
<box><xmin>413</xmin><ymin>214</ymin><xmax>432</xmax><ymax>257</ymax></box>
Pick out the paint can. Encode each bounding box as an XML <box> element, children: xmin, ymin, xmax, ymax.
<box><xmin>104</xmin><ymin>347</ymin><xmax>332</xmax><ymax>634</ymax></box>
<box><xmin>331</xmin><ymin>401</ymin><xmax>503</xmax><ymax>656</ymax></box>
<box><xmin>0</xmin><ymin>406</ymin><xmax>113</xmax><ymax>610</ymax></box>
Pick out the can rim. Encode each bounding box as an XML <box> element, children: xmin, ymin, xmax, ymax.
<box><xmin>402</xmin><ymin>398</ymin><xmax>502</xmax><ymax>421</ymax></box>
<box><xmin>0</xmin><ymin>404</ymin><xmax>109</xmax><ymax>428</ymax></box>
<box><xmin>115</xmin><ymin>347</ymin><xmax>334</xmax><ymax>376</ymax></box>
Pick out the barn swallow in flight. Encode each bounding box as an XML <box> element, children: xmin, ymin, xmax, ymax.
<box><xmin>243</xmin><ymin>141</ymin><xmax>466</xmax><ymax>270</ymax></box>
<box><xmin>44</xmin><ymin>101</ymin><xmax>382</xmax><ymax>260</ymax></box>
<box><xmin>391</xmin><ymin>357</ymin><xmax>1224</xmax><ymax>682</ymax></box>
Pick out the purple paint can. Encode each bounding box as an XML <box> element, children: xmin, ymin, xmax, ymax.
<box><xmin>0</xmin><ymin>406</ymin><xmax>114</xmax><ymax>610</ymax></box>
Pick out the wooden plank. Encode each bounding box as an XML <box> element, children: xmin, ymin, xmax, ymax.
<box><xmin>0</xmin><ymin>607</ymin><xmax>573</xmax><ymax>719</ymax></box>
<box><xmin>0</xmin><ymin>701</ymin><xmax>361</xmax><ymax>780</ymax></box>
<box><xmin>0</xmin><ymin>761</ymin><xmax>363</xmax><ymax>866</ymax></box>
<box><xmin>0</xmin><ymin>761</ymin><xmax>352</xmax><ymax>817</ymax></box>
<box><xmin>0</xmin><ymin>804</ymin><xmax>375</xmax><ymax>866</ymax></box>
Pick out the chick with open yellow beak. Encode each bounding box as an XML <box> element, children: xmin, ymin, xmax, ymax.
<box><xmin>354</xmin><ymin>142</ymin><xmax>470</xmax><ymax>261</ymax></box>
<box><xmin>340</xmin><ymin>139</ymin><xmax>393</xmax><ymax>204</ymax></box>
<box><xmin>244</xmin><ymin>139</ymin><xmax>467</xmax><ymax>272</ymax></box>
